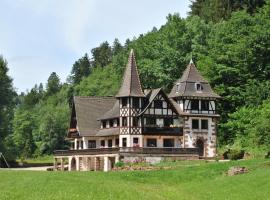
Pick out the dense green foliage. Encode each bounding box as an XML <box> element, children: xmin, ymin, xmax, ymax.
<box><xmin>189</xmin><ymin>0</ymin><xmax>265</xmax><ymax>22</ymax></box>
<box><xmin>0</xmin><ymin>159</ymin><xmax>270</xmax><ymax>199</ymax></box>
<box><xmin>1</xmin><ymin>1</ymin><xmax>270</xmax><ymax>160</ymax></box>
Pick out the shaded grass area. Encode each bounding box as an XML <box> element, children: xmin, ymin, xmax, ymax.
<box><xmin>0</xmin><ymin>159</ymin><xmax>270</xmax><ymax>200</ymax></box>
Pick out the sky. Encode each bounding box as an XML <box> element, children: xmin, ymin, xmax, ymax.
<box><xmin>0</xmin><ymin>0</ymin><xmax>190</xmax><ymax>93</ymax></box>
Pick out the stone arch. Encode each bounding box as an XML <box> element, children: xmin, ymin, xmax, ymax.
<box><xmin>70</xmin><ymin>157</ymin><xmax>76</xmax><ymax>171</ymax></box>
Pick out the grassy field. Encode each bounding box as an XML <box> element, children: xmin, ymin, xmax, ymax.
<box><xmin>0</xmin><ymin>159</ymin><xmax>270</xmax><ymax>200</ymax></box>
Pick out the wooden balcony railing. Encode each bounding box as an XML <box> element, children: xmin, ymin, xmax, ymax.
<box><xmin>120</xmin><ymin>147</ymin><xmax>198</xmax><ymax>155</ymax></box>
<box><xmin>54</xmin><ymin>147</ymin><xmax>198</xmax><ymax>156</ymax></box>
<box><xmin>142</xmin><ymin>126</ymin><xmax>183</xmax><ymax>135</ymax></box>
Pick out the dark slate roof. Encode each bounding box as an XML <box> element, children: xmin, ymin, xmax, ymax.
<box><xmin>73</xmin><ymin>96</ymin><xmax>116</xmax><ymax>136</ymax></box>
<box><xmin>98</xmin><ymin>100</ymin><xmax>120</xmax><ymax>120</ymax></box>
<box><xmin>169</xmin><ymin>60</ymin><xmax>221</xmax><ymax>99</ymax></box>
<box><xmin>96</xmin><ymin>128</ymin><xmax>119</xmax><ymax>137</ymax></box>
<box><xmin>116</xmin><ymin>49</ymin><xmax>145</xmax><ymax>98</ymax></box>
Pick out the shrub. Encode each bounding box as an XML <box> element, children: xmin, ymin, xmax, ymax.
<box><xmin>227</xmin><ymin>149</ymin><xmax>245</xmax><ymax>160</ymax></box>
<box><xmin>114</xmin><ymin>161</ymin><xmax>124</xmax><ymax>168</ymax></box>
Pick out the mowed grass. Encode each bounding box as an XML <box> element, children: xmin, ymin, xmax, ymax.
<box><xmin>0</xmin><ymin>159</ymin><xmax>270</xmax><ymax>200</ymax></box>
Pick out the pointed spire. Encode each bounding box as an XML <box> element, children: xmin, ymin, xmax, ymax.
<box><xmin>116</xmin><ymin>49</ymin><xmax>145</xmax><ymax>98</ymax></box>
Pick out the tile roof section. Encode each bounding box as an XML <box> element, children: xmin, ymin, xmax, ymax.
<box><xmin>98</xmin><ymin>100</ymin><xmax>120</xmax><ymax>120</ymax></box>
<box><xmin>116</xmin><ymin>49</ymin><xmax>145</xmax><ymax>97</ymax></box>
<box><xmin>96</xmin><ymin>128</ymin><xmax>119</xmax><ymax>137</ymax></box>
<box><xmin>169</xmin><ymin>62</ymin><xmax>221</xmax><ymax>99</ymax></box>
<box><xmin>73</xmin><ymin>96</ymin><xmax>116</xmax><ymax>136</ymax></box>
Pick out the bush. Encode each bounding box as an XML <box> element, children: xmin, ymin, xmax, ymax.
<box><xmin>114</xmin><ymin>161</ymin><xmax>124</xmax><ymax>168</ymax></box>
<box><xmin>227</xmin><ymin>149</ymin><xmax>245</xmax><ymax>160</ymax></box>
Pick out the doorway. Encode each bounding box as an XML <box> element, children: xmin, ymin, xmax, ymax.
<box><xmin>196</xmin><ymin>139</ymin><xmax>204</xmax><ymax>157</ymax></box>
<box><xmin>70</xmin><ymin>157</ymin><xmax>76</xmax><ymax>171</ymax></box>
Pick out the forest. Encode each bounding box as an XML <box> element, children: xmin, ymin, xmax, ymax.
<box><xmin>0</xmin><ymin>0</ymin><xmax>270</xmax><ymax>161</ymax></box>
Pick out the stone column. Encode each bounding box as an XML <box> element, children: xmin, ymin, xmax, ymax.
<box><xmin>104</xmin><ymin>156</ymin><xmax>109</xmax><ymax>172</ymax></box>
<box><xmin>60</xmin><ymin>158</ymin><xmax>64</xmax><ymax>171</ymax></box>
<box><xmin>76</xmin><ymin>157</ymin><xmax>80</xmax><ymax>171</ymax></box>
<box><xmin>115</xmin><ymin>155</ymin><xmax>119</xmax><ymax>163</ymax></box>
<box><xmin>54</xmin><ymin>158</ymin><xmax>58</xmax><ymax>171</ymax></box>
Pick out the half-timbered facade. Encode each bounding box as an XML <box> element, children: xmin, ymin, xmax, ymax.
<box><xmin>54</xmin><ymin>51</ymin><xmax>220</xmax><ymax>171</ymax></box>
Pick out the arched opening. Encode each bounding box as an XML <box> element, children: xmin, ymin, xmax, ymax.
<box><xmin>196</xmin><ymin>139</ymin><xmax>204</xmax><ymax>157</ymax></box>
<box><xmin>70</xmin><ymin>157</ymin><xmax>76</xmax><ymax>171</ymax></box>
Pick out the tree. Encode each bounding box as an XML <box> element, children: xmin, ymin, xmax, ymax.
<box><xmin>189</xmin><ymin>0</ymin><xmax>265</xmax><ymax>23</ymax></box>
<box><xmin>70</xmin><ymin>53</ymin><xmax>91</xmax><ymax>85</ymax></box>
<box><xmin>0</xmin><ymin>56</ymin><xmax>16</xmax><ymax>160</ymax></box>
<box><xmin>13</xmin><ymin>109</ymin><xmax>36</xmax><ymax>159</ymax></box>
<box><xmin>46</xmin><ymin>72</ymin><xmax>61</xmax><ymax>96</ymax></box>
<box><xmin>112</xmin><ymin>38</ymin><xmax>123</xmax><ymax>56</ymax></box>
<box><xmin>91</xmin><ymin>41</ymin><xmax>112</xmax><ymax>68</ymax></box>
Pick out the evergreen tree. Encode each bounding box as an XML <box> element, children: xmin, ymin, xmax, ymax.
<box><xmin>70</xmin><ymin>53</ymin><xmax>91</xmax><ymax>84</ymax></box>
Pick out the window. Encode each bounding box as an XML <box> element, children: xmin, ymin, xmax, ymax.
<box><xmin>164</xmin><ymin>118</ymin><xmax>173</xmax><ymax>127</ymax></box>
<box><xmin>100</xmin><ymin>140</ymin><xmax>105</xmax><ymax>147</ymax></box>
<box><xmin>122</xmin><ymin>97</ymin><xmax>128</xmax><ymax>107</ymax></box>
<box><xmin>145</xmin><ymin>117</ymin><xmax>156</xmax><ymax>126</ymax></box>
<box><xmin>122</xmin><ymin>138</ymin><xmax>127</xmax><ymax>147</ymax></box>
<box><xmin>81</xmin><ymin>141</ymin><xmax>83</xmax><ymax>149</ymax></box>
<box><xmin>116</xmin><ymin>118</ymin><xmax>120</xmax><ymax>126</ymax></box>
<box><xmin>147</xmin><ymin>139</ymin><xmax>157</xmax><ymax>147</ymax></box>
<box><xmin>76</xmin><ymin>141</ymin><xmax>79</xmax><ymax>149</ymax></box>
<box><xmin>115</xmin><ymin>138</ymin><xmax>119</xmax><ymax>146</ymax></box>
<box><xmin>88</xmin><ymin>140</ymin><xmax>96</xmax><ymax>149</ymax></box>
<box><xmin>154</xmin><ymin>100</ymin><xmax>163</xmax><ymax>108</ymax></box>
<box><xmin>108</xmin><ymin>139</ymin><xmax>112</xmax><ymax>147</ymax></box>
<box><xmin>132</xmin><ymin>97</ymin><xmax>140</xmax><ymax>108</ymax></box>
<box><xmin>109</xmin><ymin>120</ymin><xmax>114</xmax><ymax>127</ymax></box>
<box><xmin>122</xmin><ymin>117</ymin><xmax>127</xmax><ymax>126</ymax></box>
<box><xmin>201</xmin><ymin>100</ymin><xmax>209</xmax><ymax>111</ymax></box>
<box><xmin>201</xmin><ymin>119</ymin><xmax>208</xmax><ymax>130</ymax></box>
<box><xmin>156</xmin><ymin>118</ymin><xmax>164</xmax><ymax>127</ymax></box>
<box><xmin>133</xmin><ymin>117</ymin><xmax>138</xmax><ymax>127</ymax></box>
<box><xmin>192</xmin><ymin>119</ymin><xmax>199</xmax><ymax>129</ymax></box>
<box><xmin>195</xmin><ymin>83</ymin><xmax>203</xmax><ymax>91</ymax></box>
<box><xmin>191</xmin><ymin>100</ymin><xmax>199</xmax><ymax>110</ymax></box>
<box><xmin>102</xmin><ymin>121</ymin><xmax>106</xmax><ymax>128</ymax></box>
<box><xmin>133</xmin><ymin>138</ymin><xmax>139</xmax><ymax>146</ymax></box>
<box><xmin>142</xmin><ymin>98</ymin><xmax>149</xmax><ymax>109</ymax></box>
<box><xmin>163</xmin><ymin>139</ymin><xmax>174</xmax><ymax>147</ymax></box>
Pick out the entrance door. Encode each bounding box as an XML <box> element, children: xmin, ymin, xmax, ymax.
<box><xmin>196</xmin><ymin>139</ymin><xmax>204</xmax><ymax>157</ymax></box>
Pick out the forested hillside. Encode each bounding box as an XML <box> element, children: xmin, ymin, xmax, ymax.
<box><xmin>1</xmin><ymin>0</ymin><xmax>270</xmax><ymax>161</ymax></box>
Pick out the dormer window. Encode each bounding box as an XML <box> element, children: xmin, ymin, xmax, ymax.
<box><xmin>176</xmin><ymin>83</ymin><xmax>180</xmax><ymax>93</ymax></box>
<box><xmin>195</xmin><ymin>82</ymin><xmax>203</xmax><ymax>91</ymax></box>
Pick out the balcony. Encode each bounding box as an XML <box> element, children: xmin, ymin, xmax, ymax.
<box><xmin>54</xmin><ymin>147</ymin><xmax>198</xmax><ymax>157</ymax></box>
<box><xmin>54</xmin><ymin>148</ymin><xmax>119</xmax><ymax>156</ymax></box>
<box><xmin>142</xmin><ymin>126</ymin><xmax>183</xmax><ymax>136</ymax></box>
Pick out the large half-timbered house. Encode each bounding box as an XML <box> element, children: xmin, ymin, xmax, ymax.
<box><xmin>54</xmin><ymin>50</ymin><xmax>221</xmax><ymax>171</ymax></box>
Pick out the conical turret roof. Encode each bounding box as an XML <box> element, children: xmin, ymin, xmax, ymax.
<box><xmin>116</xmin><ymin>49</ymin><xmax>145</xmax><ymax>98</ymax></box>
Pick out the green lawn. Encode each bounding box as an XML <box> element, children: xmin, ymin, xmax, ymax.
<box><xmin>0</xmin><ymin>159</ymin><xmax>269</xmax><ymax>200</ymax></box>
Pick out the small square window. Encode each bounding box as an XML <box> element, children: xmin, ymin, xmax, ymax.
<box><xmin>100</xmin><ymin>140</ymin><xmax>105</xmax><ymax>147</ymax></box>
<box><xmin>133</xmin><ymin>137</ymin><xmax>139</xmax><ymax>145</ymax></box>
<box><xmin>132</xmin><ymin>98</ymin><xmax>140</xmax><ymax>108</ymax></box>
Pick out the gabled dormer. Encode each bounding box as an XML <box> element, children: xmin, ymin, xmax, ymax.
<box><xmin>169</xmin><ymin>59</ymin><xmax>220</xmax><ymax>115</ymax></box>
